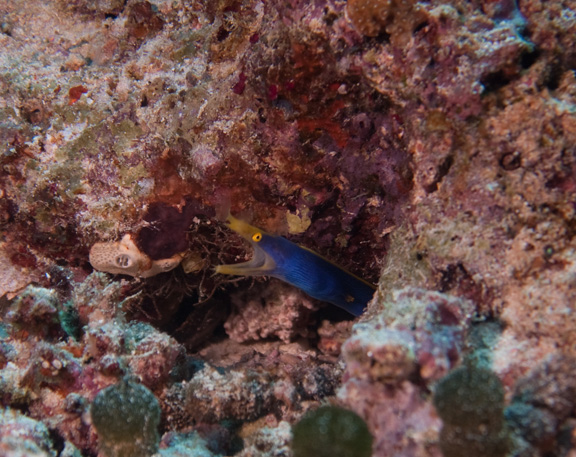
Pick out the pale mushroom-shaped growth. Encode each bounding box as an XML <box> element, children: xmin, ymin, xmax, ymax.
<box><xmin>89</xmin><ymin>234</ymin><xmax>182</xmax><ymax>278</ymax></box>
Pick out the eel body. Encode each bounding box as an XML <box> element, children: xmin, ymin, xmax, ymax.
<box><xmin>216</xmin><ymin>215</ymin><xmax>375</xmax><ymax>316</ymax></box>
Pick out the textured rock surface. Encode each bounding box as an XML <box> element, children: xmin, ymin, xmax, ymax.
<box><xmin>1</xmin><ymin>0</ymin><xmax>575</xmax><ymax>455</ymax></box>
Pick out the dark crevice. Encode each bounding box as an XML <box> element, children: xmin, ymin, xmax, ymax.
<box><xmin>425</xmin><ymin>155</ymin><xmax>454</xmax><ymax>193</ymax></box>
<box><xmin>48</xmin><ymin>428</ymin><xmax>65</xmax><ymax>456</ymax></box>
<box><xmin>543</xmin><ymin>60</ymin><xmax>564</xmax><ymax>91</ymax></box>
<box><xmin>520</xmin><ymin>48</ymin><xmax>540</xmax><ymax>69</ymax></box>
<box><xmin>413</xmin><ymin>20</ymin><xmax>429</xmax><ymax>35</ymax></box>
<box><xmin>499</xmin><ymin>150</ymin><xmax>522</xmax><ymax>171</ymax></box>
<box><xmin>481</xmin><ymin>70</ymin><xmax>516</xmax><ymax>93</ymax></box>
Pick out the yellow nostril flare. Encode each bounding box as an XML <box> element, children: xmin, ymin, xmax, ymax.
<box><xmin>252</xmin><ymin>232</ymin><xmax>262</xmax><ymax>242</ymax></box>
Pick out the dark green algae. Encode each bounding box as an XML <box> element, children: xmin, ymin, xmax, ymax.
<box><xmin>291</xmin><ymin>405</ymin><xmax>373</xmax><ymax>457</ymax></box>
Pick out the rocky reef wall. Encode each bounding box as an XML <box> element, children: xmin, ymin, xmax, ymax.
<box><xmin>1</xmin><ymin>0</ymin><xmax>575</xmax><ymax>455</ymax></box>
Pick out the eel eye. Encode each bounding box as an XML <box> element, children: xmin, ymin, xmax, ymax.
<box><xmin>252</xmin><ymin>232</ymin><xmax>263</xmax><ymax>242</ymax></box>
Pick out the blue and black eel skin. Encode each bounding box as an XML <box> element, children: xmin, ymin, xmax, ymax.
<box><xmin>215</xmin><ymin>215</ymin><xmax>376</xmax><ymax>316</ymax></box>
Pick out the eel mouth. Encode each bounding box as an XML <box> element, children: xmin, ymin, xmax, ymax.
<box><xmin>215</xmin><ymin>215</ymin><xmax>277</xmax><ymax>276</ymax></box>
<box><xmin>215</xmin><ymin>242</ymin><xmax>275</xmax><ymax>276</ymax></box>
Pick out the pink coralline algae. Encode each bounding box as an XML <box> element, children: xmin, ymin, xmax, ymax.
<box><xmin>355</xmin><ymin>2</ymin><xmax>533</xmax><ymax>119</ymax></box>
<box><xmin>235</xmin><ymin>421</ymin><xmax>292</xmax><ymax>457</ymax></box>
<box><xmin>185</xmin><ymin>365</ymin><xmax>275</xmax><ymax>423</ymax></box>
<box><xmin>353</xmin><ymin>288</ymin><xmax>476</xmax><ymax>382</ymax></box>
<box><xmin>338</xmin><ymin>288</ymin><xmax>475</xmax><ymax>455</ymax></box>
<box><xmin>5</xmin><ymin>286</ymin><xmax>60</xmax><ymax>336</ymax></box>
<box><xmin>338</xmin><ymin>379</ymin><xmax>441</xmax><ymax>457</ymax></box>
<box><xmin>0</xmin><ymin>0</ymin><xmax>576</xmax><ymax>455</ymax></box>
<box><xmin>342</xmin><ymin>326</ymin><xmax>418</xmax><ymax>383</ymax></box>
<box><xmin>347</xmin><ymin>0</ymin><xmax>425</xmax><ymax>46</ymax></box>
<box><xmin>0</xmin><ymin>274</ymin><xmax>185</xmax><ymax>455</ymax></box>
<box><xmin>0</xmin><ymin>407</ymin><xmax>81</xmax><ymax>456</ymax></box>
<box><xmin>85</xmin><ymin>319</ymin><xmax>182</xmax><ymax>390</ymax></box>
<box><xmin>224</xmin><ymin>280</ymin><xmax>319</xmax><ymax>343</ymax></box>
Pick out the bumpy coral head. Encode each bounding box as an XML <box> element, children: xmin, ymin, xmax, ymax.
<box><xmin>346</xmin><ymin>0</ymin><xmax>393</xmax><ymax>37</ymax></box>
<box><xmin>346</xmin><ymin>0</ymin><xmax>422</xmax><ymax>47</ymax></box>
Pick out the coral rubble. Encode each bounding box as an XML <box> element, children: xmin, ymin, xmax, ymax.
<box><xmin>1</xmin><ymin>0</ymin><xmax>575</xmax><ymax>455</ymax></box>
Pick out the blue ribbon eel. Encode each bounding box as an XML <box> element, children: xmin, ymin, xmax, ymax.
<box><xmin>215</xmin><ymin>214</ymin><xmax>376</xmax><ymax>316</ymax></box>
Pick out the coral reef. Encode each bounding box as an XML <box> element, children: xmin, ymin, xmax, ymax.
<box><xmin>0</xmin><ymin>0</ymin><xmax>575</xmax><ymax>455</ymax></box>
<box><xmin>224</xmin><ymin>280</ymin><xmax>318</xmax><ymax>343</ymax></box>
<box><xmin>157</xmin><ymin>431</ymin><xmax>219</xmax><ymax>457</ymax></box>
<box><xmin>346</xmin><ymin>0</ymin><xmax>425</xmax><ymax>46</ymax></box>
<box><xmin>506</xmin><ymin>354</ymin><xmax>576</xmax><ymax>455</ymax></box>
<box><xmin>235</xmin><ymin>421</ymin><xmax>291</xmax><ymax>457</ymax></box>
<box><xmin>0</xmin><ymin>407</ymin><xmax>79</xmax><ymax>457</ymax></box>
<box><xmin>347</xmin><ymin>288</ymin><xmax>476</xmax><ymax>383</ymax></box>
<box><xmin>185</xmin><ymin>365</ymin><xmax>274</xmax><ymax>423</ymax></box>
<box><xmin>337</xmin><ymin>288</ymin><xmax>476</xmax><ymax>456</ymax></box>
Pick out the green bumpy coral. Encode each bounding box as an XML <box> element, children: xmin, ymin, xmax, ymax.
<box><xmin>91</xmin><ymin>378</ymin><xmax>161</xmax><ymax>457</ymax></box>
<box><xmin>433</xmin><ymin>364</ymin><xmax>510</xmax><ymax>457</ymax></box>
<box><xmin>291</xmin><ymin>405</ymin><xmax>373</xmax><ymax>457</ymax></box>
